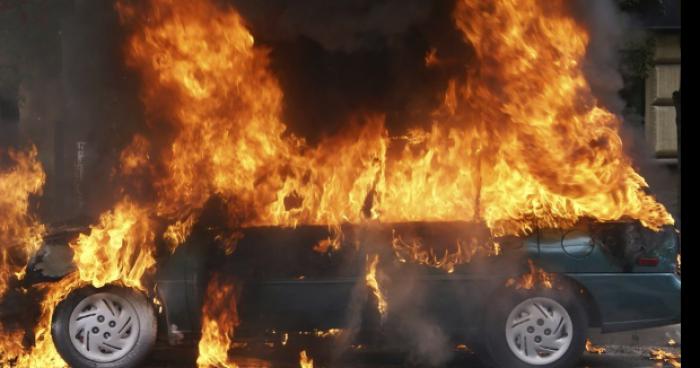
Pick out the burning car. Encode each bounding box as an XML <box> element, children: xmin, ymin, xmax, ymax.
<box><xmin>21</xmin><ymin>218</ymin><xmax>680</xmax><ymax>368</ymax></box>
<box><xmin>0</xmin><ymin>0</ymin><xmax>681</xmax><ymax>367</ymax></box>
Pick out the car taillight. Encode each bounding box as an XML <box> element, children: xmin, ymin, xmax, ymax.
<box><xmin>637</xmin><ymin>257</ymin><xmax>659</xmax><ymax>267</ymax></box>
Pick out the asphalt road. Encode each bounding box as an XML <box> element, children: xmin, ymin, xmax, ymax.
<box><xmin>143</xmin><ymin>344</ymin><xmax>681</xmax><ymax>367</ymax></box>
<box><xmin>143</xmin><ymin>325</ymin><xmax>682</xmax><ymax>367</ymax></box>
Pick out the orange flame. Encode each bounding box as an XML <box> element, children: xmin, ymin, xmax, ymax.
<box><xmin>391</xmin><ymin>229</ymin><xmax>500</xmax><ymax>273</ymax></box>
<box><xmin>196</xmin><ymin>275</ymin><xmax>239</xmax><ymax>368</ymax></box>
<box><xmin>365</xmin><ymin>254</ymin><xmax>388</xmax><ymax>322</ymax></box>
<box><xmin>585</xmin><ymin>338</ymin><xmax>606</xmax><ymax>354</ymax></box>
<box><xmin>506</xmin><ymin>259</ymin><xmax>554</xmax><ymax>290</ymax></box>
<box><xmin>299</xmin><ymin>350</ymin><xmax>313</xmax><ymax>368</ymax></box>
<box><xmin>116</xmin><ymin>0</ymin><xmax>672</xmax><ymax>242</ymax></box>
<box><xmin>69</xmin><ymin>199</ymin><xmax>156</xmax><ymax>290</ymax></box>
<box><xmin>649</xmin><ymin>348</ymin><xmax>681</xmax><ymax>367</ymax></box>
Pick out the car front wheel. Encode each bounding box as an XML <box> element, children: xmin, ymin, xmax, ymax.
<box><xmin>483</xmin><ymin>287</ymin><xmax>588</xmax><ymax>368</ymax></box>
<box><xmin>51</xmin><ymin>285</ymin><xmax>157</xmax><ymax>368</ymax></box>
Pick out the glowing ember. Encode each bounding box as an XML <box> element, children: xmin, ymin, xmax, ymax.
<box><xmin>365</xmin><ymin>254</ymin><xmax>388</xmax><ymax>322</ymax></box>
<box><xmin>196</xmin><ymin>275</ymin><xmax>239</xmax><ymax>368</ymax></box>
<box><xmin>299</xmin><ymin>350</ymin><xmax>313</xmax><ymax>368</ymax></box>
<box><xmin>585</xmin><ymin>338</ymin><xmax>606</xmax><ymax>354</ymax></box>
<box><xmin>649</xmin><ymin>348</ymin><xmax>681</xmax><ymax>368</ymax></box>
<box><xmin>506</xmin><ymin>259</ymin><xmax>554</xmax><ymax>290</ymax></box>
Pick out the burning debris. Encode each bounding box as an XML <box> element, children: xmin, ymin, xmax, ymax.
<box><xmin>585</xmin><ymin>338</ymin><xmax>606</xmax><ymax>354</ymax></box>
<box><xmin>649</xmin><ymin>348</ymin><xmax>681</xmax><ymax>368</ymax></box>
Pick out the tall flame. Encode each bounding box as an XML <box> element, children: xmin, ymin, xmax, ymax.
<box><xmin>196</xmin><ymin>275</ymin><xmax>239</xmax><ymax>368</ymax></box>
<box><xmin>365</xmin><ymin>254</ymin><xmax>388</xmax><ymax>322</ymax></box>
<box><xmin>114</xmin><ymin>0</ymin><xmax>670</xmax><ymax>243</ymax></box>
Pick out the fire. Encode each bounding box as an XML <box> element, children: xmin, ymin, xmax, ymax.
<box><xmin>0</xmin><ymin>146</ymin><xmax>45</xmax><ymax>297</ymax></box>
<box><xmin>585</xmin><ymin>338</ymin><xmax>606</xmax><ymax>354</ymax></box>
<box><xmin>365</xmin><ymin>254</ymin><xmax>388</xmax><ymax>322</ymax></box>
<box><xmin>649</xmin><ymin>348</ymin><xmax>681</xmax><ymax>367</ymax></box>
<box><xmin>115</xmin><ymin>0</ymin><xmax>672</xmax><ymax>242</ymax></box>
<box><xmin>70</xmin><ymin>199</ymin><xmax>156</xmax><ymax>290</ymax></box>
<box><xmin>2</xmin><ymin>275</ymin><xmax>80</xmax><ymax>368</ymax></box>
<box><xmin>506</xmin><ymin>259</ymin><xmax>554</xmax><ymax>290</ymax></box>
<box><xmin>0</xmin><ymin>0</ymin><xmax>678</xmax><ymax>366</ymax></box>
<box><xmin>391</xmin><ymin>229</ymin><xmax>500</xmax><ymax>273</ymax></box>
<box><xmin>299</xmin><ymin>350</ymin><xmax>313</xmax><ymax>368</ymax></box>
<box><xmin>196</xmin><ymin>275</ymin><xmax>239</xmax><ymax>368</ymax></box>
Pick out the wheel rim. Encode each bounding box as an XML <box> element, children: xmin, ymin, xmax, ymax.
<box><xmin>67</xmin><ymin>292</ymin><xmax>140</xmax><ymax>363</ymax></box>
<box><xmin>505</xmin><ymin>296</ymin><xmax>573</xmax><ymax>365</ymax></box>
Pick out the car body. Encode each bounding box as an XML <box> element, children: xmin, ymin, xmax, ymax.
<box><xmin>26</xmin><ymin>220</ymin><xmax>681</xmax><ymax>367</ymax></box>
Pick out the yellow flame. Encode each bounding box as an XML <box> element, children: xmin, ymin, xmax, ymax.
<box><xmin>506</xmin><ymin>259</ymin><xmax>554</xmax><ymax>290</ymax></box>
<box><xmin>585</xmin><ymin>338</ymin><xmax>606</xmax><ymax>354</ymax></box>
<box><xmin>365</xmin><ymin>254</ymin><xmax>388</xmax><ymax>321</ymax></box>
<box><xmin>196</xmin><ymin>275</ymin><xmax>239</xmax><ymax>368</ymax></box>
<box><xmin>299</xmin><ymin>350</ymin><xmax>313</xmax><ymax>368</ymax></box>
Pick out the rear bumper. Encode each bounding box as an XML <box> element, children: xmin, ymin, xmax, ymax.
<box><xmin>569</xmin><ymin>273</ymin><xmax>681</xmax><ymax>333</ymax></box>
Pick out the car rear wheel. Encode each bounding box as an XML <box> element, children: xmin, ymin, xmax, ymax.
<box><xmin>483</xmin><ymin>287</ymin><xmax>588</xmax><ymax>368</ymax></box>
<box><xmin>51</xmin><ymin>285</ymin><xmax>157</xmax><ymax>368</ymax></box>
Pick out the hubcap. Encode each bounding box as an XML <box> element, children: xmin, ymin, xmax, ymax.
<box><xmin>68</xmin><ymin>292</ymin><xmax>140</xmax><ymax>363</ymax></box>
<box><xmin>505</xmin><ymin>297</ymin><xmax>573</xmax><ymax>365</ymax></box>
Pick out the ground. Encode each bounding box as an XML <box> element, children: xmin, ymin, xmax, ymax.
<box><xmin>143</xmin><ymin>325</ymin><xmax>681</xmax><ymax>367</ymax></box>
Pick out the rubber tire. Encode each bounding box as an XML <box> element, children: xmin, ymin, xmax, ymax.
<box><xmin>51</xmin><ymin>285</ymin><xmax>157</xmax><ymax>368</ymax></box>
<box><xmin>482</xmin><ymin>286</ymin><xmax>588</xmax><ymax>368</ymax></box>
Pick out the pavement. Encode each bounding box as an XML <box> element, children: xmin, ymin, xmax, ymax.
<box><xmin>143</xmin><ymin>325</ymin><xmax>682</xmax><ymax>367</ymax></box>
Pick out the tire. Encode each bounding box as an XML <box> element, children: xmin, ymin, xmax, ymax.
<box><xmin>51</xmin><ymin>285</ymin><xmax>157</xmax><ymax>368</ymax></box>
<box><xmin>482</xmin><ymin>286</ymin><xmax>588</xmax><ymax>368</ymax></box>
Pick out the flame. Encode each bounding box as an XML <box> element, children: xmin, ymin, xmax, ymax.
<box><xmin>585</xmin><ymin>338</ymin><xmax>606</xmax><ymax>354</ymax></box>
<box><xmin>196</xmin><ymin>275</ymin><xmax>239</xmax><ymax>368</ymax></box>
<box><xmin>2</xmin><ymin>275</ymin><xmax>81</xmax><ymax>368</ymax></box>
<box><xmin>391</xmin><ymin>229</ymin><xmax>500</xmax><ymax>273</ymax></box>
<box><xmin>299</xmin><ymin>350</ymin><xmax>313</xmax><ymax>368</ymax></box>
<box><xmin>365</xmin><ymin>254</ymin><xmax>388</xmax><ymax>322</ymax></box>
<box><xmin>506</xmin><ymin>259</ymin><xmax>554</xmax><ymax>290</ymax></box>
<box><xmin>115</xmin><ymin>0</ymin><xmax>672</xmax><ymax>241</ymax></box>
<box><xmin>0</xmin><ymin>146</ymin><xmax>45</xmax><ymax>297</ymax></box>
<box><xmin>70</xmin><ymin>199</ymin><xmax>156</xmax><ymax>290</ymax></box>
<box><xmin>649</xmin><ymin>348</ymin><xmax>681</xmax><ymax>367</ymax></box>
